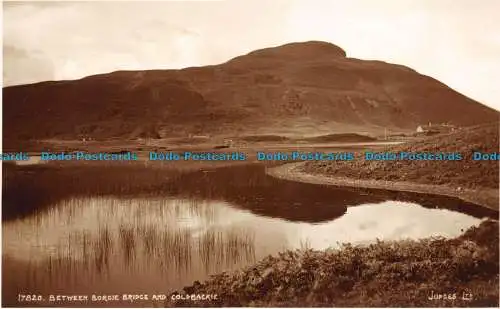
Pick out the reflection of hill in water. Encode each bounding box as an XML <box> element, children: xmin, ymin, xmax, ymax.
<box><xmin>3</xmin><ymin>170</ymin><xmax>492</xmax><ymax>306</ymax></box>
<box><xmin>167</xmin><ymin>164</ymin><xmax>380</xmax><ymax>222</ymax></box>
<box><xmin>2</xmin><ymin>195</ymin><xmax>486</xmax><ymax>305</ymax></box>
<box><xmin>2</xmin><ymin>163</ymin><xmax>497</xmax><ymax>223</ymax></box>
<box><xmin>166</xmin><ymin>164</ymin><xmax>498</xmax><ymax>221</ymax></box>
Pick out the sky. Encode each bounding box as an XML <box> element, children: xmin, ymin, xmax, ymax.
<box><xmin>3</xmin><ymin>0</ymin><xmax>500</xmax><ymax>111</ymax></box>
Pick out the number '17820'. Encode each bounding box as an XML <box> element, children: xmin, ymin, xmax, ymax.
<box><xmin>18</xmin><ymin>294</ymin><xmax>43</xmax><ymax>302</ymax></box>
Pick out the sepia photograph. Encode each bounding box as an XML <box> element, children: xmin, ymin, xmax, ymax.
<box><xmin>1</xmin><ymin>0</ymin><xmax>499</xmax><ymax>307</ymax></box>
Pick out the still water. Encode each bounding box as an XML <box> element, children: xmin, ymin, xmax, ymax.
<box><xmin>1</xmin><ymin>163</ymin><xmax>493</xmax><ymax>306</ymax></box>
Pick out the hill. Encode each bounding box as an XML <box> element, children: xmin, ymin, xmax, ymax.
<box><xmin>303</xmin><ymin>122</ymin><xmax>500</xmax><ymax>190</ymax></box>
<box><xmin>3</xmin><ymin>41</ymin><xmax>498</xmax><ymax>146</ymax></box>
<box><xmin>300</xmin><ymin>133</ymin><xmax>376</xmax><ymax>143</ymax></box>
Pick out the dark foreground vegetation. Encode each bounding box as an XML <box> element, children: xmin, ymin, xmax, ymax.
<box><xmin>303</xmin><ymin>122</ymin><xmax>499</xmax><ymax>190</ymax></box>
<box><xmin>168</xmin><ymin>220</ymin><xmax>499</xmax><ymax>307</ymax></box>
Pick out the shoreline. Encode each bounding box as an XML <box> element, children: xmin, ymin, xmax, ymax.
<box><xmin>266</xmin><ymin>162</ymin><xmax>499</xmax><ymax>212</ymax></box>
<box><xmin>169</xmin><ymin>219</ymin><xmax>499</xmax><ymax>307</ymax></box>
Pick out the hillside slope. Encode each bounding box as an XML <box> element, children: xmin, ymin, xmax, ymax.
<box><xmin>303</xmin><ymin>122</ymin><xmax>500</xmax><ymax>190</ymax></box>
<box><xmin>3</xmin><ymin>41</ymin><xmax>498</xmax><ymax>145</ymax></box>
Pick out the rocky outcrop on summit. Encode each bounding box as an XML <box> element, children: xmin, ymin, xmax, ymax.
<box><xmin>229</xmin><ymin>41</ymin><xmax>347</xmax><ymax>63</ymax></box>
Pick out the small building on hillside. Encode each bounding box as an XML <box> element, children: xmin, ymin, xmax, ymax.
<box><xmin>416</xmin><ymin>122</ymin><xmax>457</xmax><ymax>135</ymax></box>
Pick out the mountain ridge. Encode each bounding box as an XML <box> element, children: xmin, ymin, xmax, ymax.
<box><xmin>3</xmin><ymin>41</ymin><xmax>498</xmax><ymax>144</ymax></box>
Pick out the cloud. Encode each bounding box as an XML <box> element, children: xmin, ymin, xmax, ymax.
<box><xmin>3</xmin><ymin>45</ymin><xmax>55</xmax><ymax>85</ymax></box>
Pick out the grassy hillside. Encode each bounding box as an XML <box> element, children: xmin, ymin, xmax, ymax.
<box><xmin>168</xmin><ymin>220</ymin><xmax>499</xmax><ymax>307</ymax></box>
<box><xmin>300</xmin><ymin>133</ymin><xmax>376</xmax><ymax>143</ymax></box>
<box><xmin>303</xmin><ymin>122</ymin><xmax>500</xmax><ymax>190</ymax></box>
<box><xmin>3</xmin><ymin>41</ymin><xmax>498</xmax><ymax>146</ymax></box>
